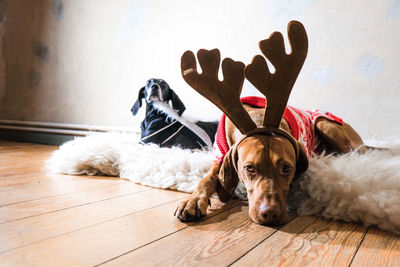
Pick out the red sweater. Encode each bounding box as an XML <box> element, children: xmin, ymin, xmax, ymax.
<box><xmin>214</xmin><ymin>96</ymin><xmax>343</xmax><ymax>164</ymax></box>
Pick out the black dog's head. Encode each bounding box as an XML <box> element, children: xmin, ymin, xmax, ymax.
<box><xmin>131</xmin><ymin>78</ymin><xmax>186</xmax><ymax>116</ymax></box>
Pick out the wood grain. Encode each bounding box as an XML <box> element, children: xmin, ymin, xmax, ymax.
<box><xmin>102</xmin><ymin>204</ymin><xmax>279</xmax><ymax>267</ymax></box>
<box><xmin>0</xmin><ymin>172</ymin><xmax>48</xmax><ymax>189</ymax></box>
<box><xmin>0</xmin><ymin>175</ymin><xmax>134</xmax><ymax>206</ymax></box>
<box><xmin>0</xmin><ymin>188</ymin><xmax>188</xmax><ymax>252</ymax></box>
<box><xmin>0</xmin><ymin>199</ymin><xmax>240</xmax><ymax>266</ymax></box>
<box><xmin>0</xmin><ymin>182</ymin><xmax>147</xmax><ymax>223</ymax></box>
<box><xmin>0</xmin><ymin>173</ymin><xmax>127</xmax><ymax>191</ymax></box>
<box><xmin>232</xmin><ymin>216</ymin><xmax>366</xmax><ymax>267</ymax></box>
<box><xmin>351</xmin><ymin>227</ymin><xmax>400</xmax><ymax>267</ymax></box>
<box><xmin>1</xmin><ymin>140</ymin><xmax>398</xmax><ymax>267</ymax></box>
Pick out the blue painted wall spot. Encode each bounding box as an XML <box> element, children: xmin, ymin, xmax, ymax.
<box><xmin>356</xmin><ymin>53</ymin><xmax>384</xmax><ymax>77</ymax></box>
<box><xmin>120</xmin><ymin>0</ymin><xmax>148</xmax><ymax>40</ymax></box>
<box><xmin>266</xmin><ymin>0</ymin><xmax>317</xmax><ymax>28</ymax></box>
<box><xmin>311</xmin><ymin>66</ymin><xmax>335</xmax><ymax>87</ymax></box>
<box><xmin>51</xmin><ymin>0</ymin><xmax>64</xmax><ymax>21</ymax></box>
<box><xmin>387</xmin><ymin>0</ymin><xmax>400</xmax><ymax>20</ymax></box>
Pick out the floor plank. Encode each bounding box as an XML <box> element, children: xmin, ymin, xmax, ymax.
<box><xmin>232</xmin><ymin>216</ymin><xmax>367</xmax><ymax>267</ymax></box>
<box><xmin>0</xmin><ymin>172</ymin><xmax>50</xmax><ymax>188</ymax></box>
<box><xmin>0</xmin><ymin>182</ymin><xmax>147</xmax><ymax>223</ymax></box>
<box><xmin>351</xmin><ymin>227</ymin><xmax>400</xmax><ymax>267</ymax></box>
<box><xmin>0</xmin><ymin>175</ymin><xmax>134</xmax><ymax>206</ymax></box>
<box><xmin>0</xmin><ymin>173</ymin><xmax>126</xmax><ymax>191</ymax></box>
<box><xmin>0</xmin><ymin>188</ymin><xmax>188</xmax><ymax>252</ymax></box>
<box><xmin>0</xmin><ymin>199</ymin><xmax>240</xmax><ymax>267</ymax></box>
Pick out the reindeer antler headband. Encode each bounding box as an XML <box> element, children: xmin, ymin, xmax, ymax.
<box><xmin>181</xmin><ymin>21</ymin><xmax>308</xmax><ymax>158</ymax></box>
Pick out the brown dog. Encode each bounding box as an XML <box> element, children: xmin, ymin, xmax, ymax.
<box><xmin>175</xmin><ymin>104</ymin><xmax>365</xmax><ymax>225</ymax></box>
<box><xmin>174</xmin><ymin>21</ymin><xmax>367</xmax><ymax>225</ymax></box>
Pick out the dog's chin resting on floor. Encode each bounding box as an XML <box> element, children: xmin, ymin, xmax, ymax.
<box><xmin>47</xmin><ymin>132</ymin><xmax>400</xmax><ymax>234</ymax></box>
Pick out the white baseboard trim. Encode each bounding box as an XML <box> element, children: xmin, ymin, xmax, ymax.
<box><xmin>0</xmin><ymin>120</ymin><xmax>140</xmax><ymax>145</ymax></box>
<box><xmin>0</xmin><ymin>119</ymin><xmax>139</xmax><ymax>136</ymax></box>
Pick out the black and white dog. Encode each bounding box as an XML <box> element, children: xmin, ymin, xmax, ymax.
<box><xmin>131</xmin><ymin>78</ymin><xmax>218</xmax><ymax>150</ymax></box>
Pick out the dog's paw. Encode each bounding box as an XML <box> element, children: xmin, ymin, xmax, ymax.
<box><xmin>174</xmin><ymin>196</ymin><xmax>211</xmax><ymax>222</ymax></box>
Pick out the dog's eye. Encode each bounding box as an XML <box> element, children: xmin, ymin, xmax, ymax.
<box><xmin>245</xmin><ymin>165</ymin><xmax>256</xmax><ymax>173</ymax></box>
<box><xmin>281</xmin><ymin>165</ymin><xmax>293</xmax><ymax>175</ymax></box>
<box><xmin>146</xmin><ymin>80</ymin><xmax>151</xmax><ymax>85</ymax></box>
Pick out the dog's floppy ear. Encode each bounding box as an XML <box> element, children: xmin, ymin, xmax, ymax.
<box><xmin>216</xmin><ymin>145</ymin><xmax>239</xmax><ymax>202</ymax></box>
<box><xmin>295</xmin><ymin>142</ymin><xmax>309</xmax><ymax>175</ymax></box>
<box><xmin>169</xmin><ymin>89</ymin><xmax>186</xmax><ymax>116</ymax></box>
<box><xmin>131</xmin><ymin>87</ymin><xmax>145</xmax><ymax>116</ymax></box>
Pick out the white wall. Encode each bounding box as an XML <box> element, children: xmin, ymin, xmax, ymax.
<box><xmin>0</xmin><ymin>0</ymin><xmax>399</xmax><ymax>140</ymax></box>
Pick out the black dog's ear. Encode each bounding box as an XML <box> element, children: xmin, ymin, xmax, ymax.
<box><xmin>169</xmin><ymin>89</ymin><xmax>186</xmax><ymax>116</ymax></box>
<box><xmin>295</xmin><ymin>142</ymin><xmax>309</xmax><ymax>175</ymax></box>
<box><xmin>131</xmin><ymin>87</ymin><xmax>145</xmax><ymax>116</ymax></box>
<box><xmin>217</xmin><ymin>145</ymin><xmax>239</xmax><ymax>202</ymax></box>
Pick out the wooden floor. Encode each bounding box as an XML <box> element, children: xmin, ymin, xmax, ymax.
<box><xmin>0</xmin><ymin>140</ymin><xmax>399</xmax><ymax>267</ymax></box>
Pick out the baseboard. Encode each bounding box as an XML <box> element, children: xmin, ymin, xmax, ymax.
<box><xmin>0</xmin><ymin>120</ymin><xmax>138</xmax><ymax>145</ymax></box>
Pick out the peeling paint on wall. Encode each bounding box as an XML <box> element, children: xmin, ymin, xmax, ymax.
<box><xmin>120</xmin><ymin>0</ymin><xmax>148</xmax><ymax>40</ymax></box>
<box><xmin>311</xmin><ymin>66</ymin><xmax>335</xmax><ymax>87</ymax></box>
<box><xmin>387</xmin><ymin>0</ymin><xmax>400</xmax><ymax>20</ymax></box>
<box><xmin>356</xmin><ymin>53</ymin><xmax>384</xmax><ymax>77</ymax></box>
<box><xmin>33</xmin><ymin>41</ymin><xmax>50</xmax><ymax>65</ymax></box>
<box><xmin>28</xmin><ymin>69</ymin><xmax>41</xmax><ymax>89</ymax></box>
<box><xmin>266</xmin><ymin>0</ymin><xmax>317</xmax><ymax>28</ymax></box>
<box><xmin>51</xmin><ymin>0</ymin><xmax>63</xmax><ymax>21</ymax></box>
<box><xmin>0</xmin><ymin>0</ymin><xmax>6</xmax><ymax>22</ymax></box>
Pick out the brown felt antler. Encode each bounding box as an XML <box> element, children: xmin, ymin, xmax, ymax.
<box><xmin>181</xmin><ymin>21</ymin><xmax>308</xmax><ymax>141</ymax></box>
<box><xmin>181</xmin><ymin>48</ymin><xmax>256</xmax><ymax>134</ymax></box>
<box><xmin>245</xmin><ymin>21</ymin><xmax>308</xmax><ymax>128</ymax></box>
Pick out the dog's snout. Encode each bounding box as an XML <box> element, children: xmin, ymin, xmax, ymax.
<box><xmin>150</xmin><ymin>85</ymin><xmax>159</xmax><ymax>95</ymax></box>
<box><xmin>147</xmin><ymin>83</ymin><xmax>162</xmax><ymax>102</ymax></box>
<box><xmin>258</xmin><ymin>202</ymin><xmax>281</xmax><ymax>224</ymax></box>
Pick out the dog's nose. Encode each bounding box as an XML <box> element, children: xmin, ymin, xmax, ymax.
<box><xmin>258</xmin><ymin>202</ymin><xmax>281</xmax><ymax>224</ymax></box>
<box><xmin>150</xmin><ymin>85</ymin><xmax>160</xmax><ymax>97</ymax></box>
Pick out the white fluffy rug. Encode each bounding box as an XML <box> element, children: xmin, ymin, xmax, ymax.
<box><xmin>47</xmin><ymin>132</ymin><xmax>400</xmax><ymax>234</ymax></box>
<box><xmin>47</xmin><ymin>132</ymin><xmax>214</xmax><ymax>193</ymax></box>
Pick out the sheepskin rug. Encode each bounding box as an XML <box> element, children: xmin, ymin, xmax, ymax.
<box><xmin>47</xmin><ymin>132</ymin><xmax>400</xmax><ymax>234</ymax></box>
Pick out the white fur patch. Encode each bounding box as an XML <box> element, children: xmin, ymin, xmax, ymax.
<box><xmin>152</xmin><ymin>102</ymin><xmax>213</xmax><ymax>148</ymax></box>
<box><xmin>288</xmin><ymin>143</ymin><xmax>400</xmax><ymax>234</ymax></box>
<box><xmin>47</xmin><ymin>133</ymin><xmax>400</xmax><ymax>234</ymax></box>
<box><xmin>46</xmin><ymin>132</ymin><xmax>214</xmax><ymax>193</ymax></box>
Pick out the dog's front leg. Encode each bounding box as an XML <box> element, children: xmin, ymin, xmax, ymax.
<box><xmin>175</xmin><ymin>161</ymin><xmax>220</xmax><ymax>222</ymax></box>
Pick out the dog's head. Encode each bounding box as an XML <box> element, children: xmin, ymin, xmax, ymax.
<box><xmin>219</xmin><ymin>133</ymin><xmax>308</xmax><ymax>225</ymax></box>
<box><xmin>131</xmin><ymin>78</ymin><xmax>186</xmax><ymax>116</ymax></box>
